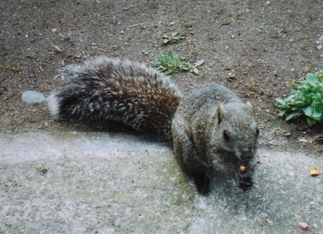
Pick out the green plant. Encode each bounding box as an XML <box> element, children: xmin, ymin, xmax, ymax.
<box><xmin>275</xmin><ymin>71</ymin><xmax>323</xmax><ymax>125</ymax></box>
<box><xmin>181</xmin><ymin>21</ymin><xmax>193</xmax><ymax>28</ymax></box>
<box><xmin>154</xmin><ymin>50</ymin><xmax>204</xmax><ymax>75</ymax></box>
<box><xmin>162</xmin><ymin>32</ymin><xmax>184</xmax><ymax>45</ymax></box>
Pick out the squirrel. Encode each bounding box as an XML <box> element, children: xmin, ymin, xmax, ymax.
<box><xmin>47</xmin><ymin>56</ymin><xmax>259</xmax><ymax>195</ymax></box>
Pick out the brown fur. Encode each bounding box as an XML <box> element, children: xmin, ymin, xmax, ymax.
<box><xmin>47</xmin><ymin>56</ymin><xmax>181</xmax><ymax>140</ymax></box>
<box><xmin>47</xmin><ymin>57</ymin><xmax>259</xmax><ymax>195</ymax></box>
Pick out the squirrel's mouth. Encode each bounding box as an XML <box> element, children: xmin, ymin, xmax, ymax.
<box><xmin>218</xmin><ymin>151</ymin><xmax>255</xmax><ymax>190</ymax></box>
<box><xmin>235</xmin><ymin>168</ymin><xmax>253</xmax><ymax>191</ymax></box>
<box><xmin>234</xmin><ymin>163</ymin><xmax>253</xmax><ymax>191</ymax></box>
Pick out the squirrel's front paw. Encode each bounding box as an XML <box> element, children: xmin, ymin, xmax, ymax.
<box><xmin>192</xmin><ymin>172</ymin><xmax>211</xmax><ymax>196</ymax></box>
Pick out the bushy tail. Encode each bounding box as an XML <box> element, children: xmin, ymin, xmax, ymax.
<box><xmin>47</xmin><ymin>56</ymin><xmax>181</xmax><ymax>140</ymax></box>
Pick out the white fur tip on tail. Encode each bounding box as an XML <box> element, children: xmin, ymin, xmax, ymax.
<box><xmin>46</xmin><ymin>92</ymin><xmax>60</xmax><ymax>119</ymax></box>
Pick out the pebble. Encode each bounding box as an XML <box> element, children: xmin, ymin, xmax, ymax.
<box><xmin>22</xmin><ymin>90</ymin><xmax>45</xmax><ymax>103</ymax></box>
<box><xmin>298</xmin><ymin>221</ymin><xmax>308</xmax><ymax>230</ymax></box>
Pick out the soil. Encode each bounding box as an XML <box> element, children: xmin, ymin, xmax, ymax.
<box><xmin>1</xmin><ymin>0</ymin><xmax>323</xmax><ymax>152</ymax></box>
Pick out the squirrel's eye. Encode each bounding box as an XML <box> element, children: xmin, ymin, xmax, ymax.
<box><xmin>223</xmin><ymin>130</ymin><xmax>230</xmax><ymax>141</ymax></box>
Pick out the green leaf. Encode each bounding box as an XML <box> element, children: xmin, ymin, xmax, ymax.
<box><xmin>306</xmin><ymin>73</ymin><xmax>318</xmax><ymax>86</ymax></box>
<box><xmin>278</xmin><ymin>109</ymin><xmax>288</xmax><ymax>116</ymax></box>
<box><xmin>306</xmin><ymin>117</ymin><xmax>316</xmax><ymax>125</ymax></box>
<box><xmin>276</xmin><ymin>71</ymin><xmax>323</xmax><ymax>125</ymax></box>
<box><xmin>275</xmin><ymin>98</ymin><xmax>285</xmax><ymax>106</ymax></box>
<box><xmin>303</xmin><ymin>106</ymin><xmax>314</xmax><ymax>117</ymax></box>
<box><xmin>285</xmin><ymin>112</ymin><xmax>298</xmax><ymax>121</ymax></box>
<box><xmin>163</xmin><ymin>38</ymin><xmax>170</xmax><ymax>44</ymax></box>
<box><xmin>192</xmin><ymin>67</ymin><xmax>199</xmax><ymax>75</ymax></box>
<box><xmin>312</xmin><ymin>111</ymin><xmax>322</xmax><ymax>119</ymax></box>
<box><xmin>316</xmin><ymin>70</ymin><xmax>323</xmax><ymax>81</ymax></box>
<box><xmin>194</xmin><ymin>59</ymin><xmax>204</xmax><ymax>67</ymax></box>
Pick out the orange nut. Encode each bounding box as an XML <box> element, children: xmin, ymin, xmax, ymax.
<box><xmin>239</xmin><ymin>165</ymin><xmax>246</xmax><ymax>173</ymax></box>
<box><xmin>310</xmin><ymin>167</ymin><xmax>320</xmax><ymax>177</ymax></box>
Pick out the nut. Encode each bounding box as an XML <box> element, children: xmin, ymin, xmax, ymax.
<box><xmin>310</xmin><ymin>167</ymin><xmax>320</xmax><ymax>177</ymax></box>
<box><xmin>239</xmin><ymin>165</ymin><xmax>246</xmax><ymax>173</ymax></box>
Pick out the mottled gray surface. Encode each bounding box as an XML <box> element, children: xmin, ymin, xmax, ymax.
<box><xmin>1</xmin><ymin>132</ymin><xmax>322</xmax><ymax>233</ymax></box>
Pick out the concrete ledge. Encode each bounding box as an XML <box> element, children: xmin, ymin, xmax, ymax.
<box><xmin>0</xmin><ymin>132</ymin><xmax>322</xmax><ymax>233</ymax></box>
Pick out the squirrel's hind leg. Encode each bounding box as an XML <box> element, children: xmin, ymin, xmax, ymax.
<box><xmin>191</xmin><ymin>170</ymin><xmax>211</xmax><ymax>195</ymax></box>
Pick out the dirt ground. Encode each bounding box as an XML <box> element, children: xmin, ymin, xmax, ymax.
<box><xmin>1</xmin><ymin>0</ymin><xmax>323</xmax><ymax>151</ymax></box>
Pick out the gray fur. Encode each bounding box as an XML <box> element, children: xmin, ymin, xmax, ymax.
<box><xmin>172</xmin><ymin>83</ymin><xmax>259</xmax><ymax>194</ymax></box>
<box><xmin>47</xmin><ymin>57</ymin><xmax>258</xmax><ymax>195</ymax></box>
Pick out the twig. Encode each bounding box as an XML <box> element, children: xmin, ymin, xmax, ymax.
<box><xmin>0</xmin><ymin>76</ymin><xmax>9</xmax><ymax>83</ymax></box>
<box><xmin>128</xmin><ymin>23</ymin><xmax>144</xmax><ymax>28</ymax></box>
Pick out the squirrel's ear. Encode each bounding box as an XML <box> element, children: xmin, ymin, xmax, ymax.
<box><xmin>213</xmin><ymin>104</ymin><xmax>225</xmax><ymax>125</ymax></box>
<box><xmin>246</xmin><ymin>101</ymin><xmax>253</xmax><ymax>112</ymax></box>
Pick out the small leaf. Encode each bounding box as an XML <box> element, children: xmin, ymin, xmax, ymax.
<box><xmin>194</xmin><ymin>59</ymin><xmax>204</xmax><ymax>67</ymax></box>
<box><xmin>307</xmin><ymin>117</ymin><xmax>317</xmax><ymax>125</ymax></box>
<box><xmin>284</xmin><ymin>94</ymin><xmax>296</xmax><ymax>102</ymax></box>
<box><xmin>278</xmin><ymin>109</ymin><xmax>288</xmax><ymax>116</ymax></box>
<box><xmin>163</xmin><ymin>39</ymin><xmax>170</xmax><ymax>44</ymax></box>
<box><xmin>158</xmin><ymin>65</ymin><xmax>166</xmax><ymax>71</ymax></box>
<box><xmin>275</xmin><ymin>98</ymin><xmax>285</xmax><ymax>106</ymax></box>
<box><xmin>193</xmin><ymin>67</ymin><xmax>200</xmax><ymax>75</ymax></box>
<box><xmin>306</xmin><ymin>73</ymin><xmax>318</xmax><ymax>86</ymax></box>
<box><xmin>285</xmin><ymin>112</ymin><xmax>298</xmax><ymax>121</ymax></box>
<box><xmin>303</xmin><ymin>106</ymin><xmax>314</xmax><ymax>117</ymax></box>
<box><xmin>311</xmin><ymin>109</ymin><xmax>322</xmax><ymax>119</ymax></box>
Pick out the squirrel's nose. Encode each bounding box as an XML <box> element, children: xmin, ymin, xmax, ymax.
<box><xmin>240</xmin><ymin>148</ymin><xmax>254</xmax><ymax>161</ymax></box>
